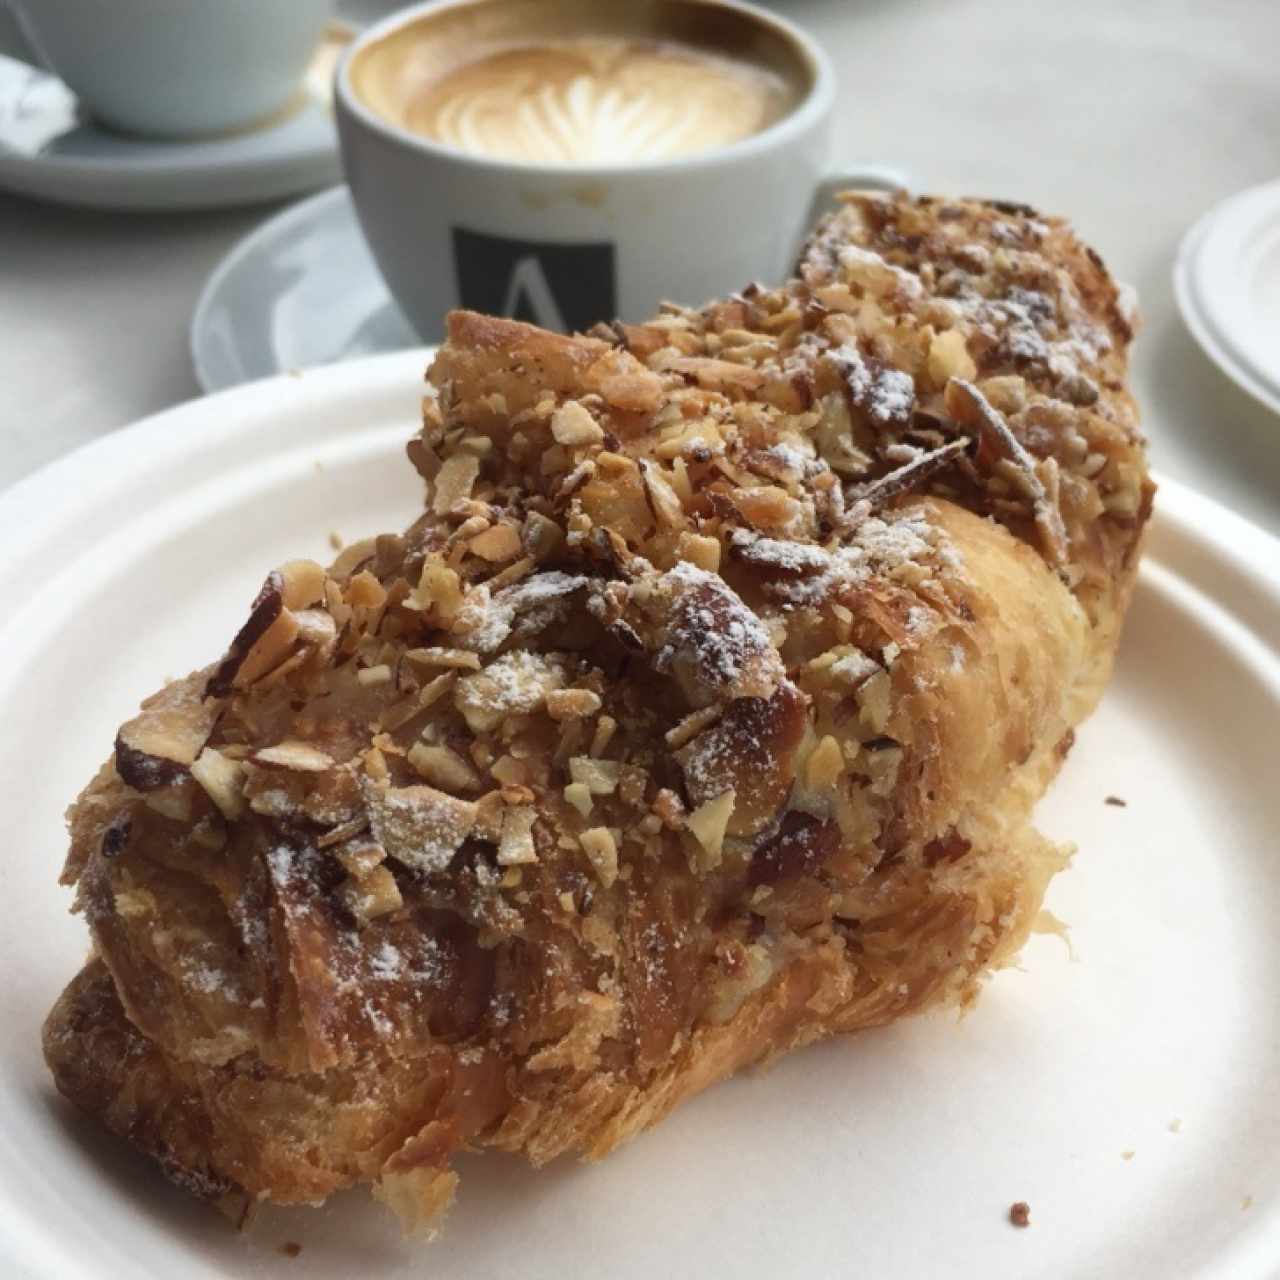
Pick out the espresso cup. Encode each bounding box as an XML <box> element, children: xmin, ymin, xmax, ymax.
<box><xmin>0</xmin><ymin>0</ymin><xmax>335</xmax><ymax>138</ymax></box>
<box><xmin>335</xmin><ymin>0</ymin><xmax>905</xmax><ymax>342</ymax></box>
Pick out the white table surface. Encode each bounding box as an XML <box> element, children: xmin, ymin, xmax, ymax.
<box><xmin>1</xmin><ymin>0</ymin><xmax>1278</xmax><ymax>535</ymax></box>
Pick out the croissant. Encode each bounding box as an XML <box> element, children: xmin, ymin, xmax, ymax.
<box><xmin>44</xmin><ymin>193</ymin><xmax>1151</xmax><ymax>1233</ymax></box>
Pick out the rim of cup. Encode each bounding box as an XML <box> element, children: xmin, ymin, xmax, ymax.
<box><xmin>334</xmin><ymin>0</ymin><xmax>836</xmax><ymax>178</ymax></box>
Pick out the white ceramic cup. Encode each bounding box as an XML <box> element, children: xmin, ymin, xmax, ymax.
<box><xmin>0</xmin><ymin>0</ymin><xmax>335</xmax><ymax>138</ymax></box>
<box><xmin>335</xmin><ymin>0</ymin><xmax>906</xmax><ymax>342</ymax></box>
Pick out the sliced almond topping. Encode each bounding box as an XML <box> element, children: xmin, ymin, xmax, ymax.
<box><xmin>190</xmin><ymin>748</ymin><xmax>246</xmax><ymax>821</ymax></box>
<box><xmin>550</xmin><ymin>399</ymin><xmax>605</xmax><ymax>446</ymax></box>
<box><xmin>407</xmin><ymin>742</ymin><xmax>481</xmax><ymax>794</ymax></box>
<box><xmin>686</xmin><ymin>790</ymin><xmax>736</xmax><ymax>868</ymax></box>
<box><xmin>455</xmin><ymin>651</ymin><xmax>564</xmax><ymax>733</ymax></box>
<box><xmin>545</xmin><ymin>688</ymin><xmax>603</xmax><ymax>720</ymax></box>
<box><xmin>641</xmin><ymin>461</ymin><xmax>687</xmax><ymax>530</ymax></box>
<box><xmin>365</xmin><ymin>781</ymin><xmax>476</xmax><ymax>875</ymax></box>
<box><xmin>115</xmin><ymin>683</ymin><xmax>220</xmax><ymax>792</ymax></box>
<box><xmin>564</xmin><ymin>781</ymin><xmax>593</xmax><ymax>817</ymax></box>
<box><xmin>522</xmin><ymin>511</ymin><xmax>565</xmax><ymax>562</ymax></box>
<box><xmin>468</xmin><ymin>522</ymin><xmax>523</xmax><ymax>562</ymax></box>
<box><xmin>253</xmin><ymin>740</ymin><xmax>335</xmax><ymax>772</ymax></box>
<box><xmin>379</xmin><ymin>671</ymin><xmax>456</xmax><ymax>731</ymax></box>
<box><xmin>497</xmin><ymin>805</ymin><xmax>538</xmax><ymax>866</ymax></box>
<box><xmin>431</xmin><ymin>453</ymin><xmax>480</xmax><ymax>515</ymax></box>
<box><xmin>403</xmin><ymin>647</ymin><xmax>482</xmax><ymax>671</ymax></box>
<box><xmin>579</xmin><ymin>827</ymin><xmax>619</xmax><ymax>888</ymax></box>
<box><xmin>569</xmin><ymin>756</ymin><xmax>620</xmax><ymax>796</ymax></box>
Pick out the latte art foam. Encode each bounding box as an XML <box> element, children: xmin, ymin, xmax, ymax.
<box><xmin>397</xmin><ymin>38</ymin><xmax>797</xmax><ymax>165</ymax></box>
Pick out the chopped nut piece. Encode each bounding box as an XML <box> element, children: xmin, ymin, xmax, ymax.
<box><xmin>189</xmin><ymin>748</ymin><xmax>246</xmax><ymax>821</ymax></box>
<box><xmin>545</xmin><ymin>688</ymin><xmax>603</xmax><ymax>720</ymax></box>
<box><xmin>676</xmin><ymin>531</ymin><xmax>722</xmax><ymax>573</ymax></box>
<box><xmin>497</xmin><ymin>806</ymin><xmax>538</xmax><ymax>865</ymax></box>
<box><xmin>357</xmin><ymin>664</ymin><xmax>393</xmax><ymax>686</ymax></box>
<box><xmin>806</xmin><ymin>735</ymin><xmax>844</xmax><ymax>790</ymax></box>
<box><xmin>686</xmin><ymin>790</ymin><xmax>735</xmax><ymax>868</ymax></box>
<box><xmin>407</xmin><ymin>742</ymin><xmax>481</xmax><ymax>793</ymax></box>
<box><xmin>550</xmin><ymin>399</ymin><xmax>605</xmax><ymax>446</ymax></box>
<box><xmin>490</xmin><ymin>755</ymin><xmax>528</xmax><ymax>786</ymax></box>
<box><xmin>564</xmin><ymin>781</ymin><xmax>593</xmax><ymax>817</ymax></box>
<box><xmin>253</xmin><ymin>741</ymin><xmax>335</xmax><ymax>772</ymax></box>
<box><xmin>589</xmin><ymin>715</ymin><xmax>616</xmax><ymax>758</ymax></box>
<box><xmin>431</xmin><ymin>453</ymin><xmax>480</xmax><ymax>515</ymax></box>
<box><xmin>1009</xmin><ymin>1202</ymin><xmax>1031</xmax><ymax>1229</ymax></box>
<box><xmin>341</xmin><ymin>864</ymin><xmax>403</xmax><ymax>925</ymax></box>
<box><xmin>579</xmin><ymin>827</ymin><xmax>619</xmax><ymax>887</ymax></box>
<box><xmin>332</xmin><ymin>838</ymin><xmax>385</xmax><ymax>876</ymax></box>
<box><xmin>569</xmin><ymin>757</ymin><xmax>620</xmax><ymax>795</ymax></box>
<box><xmin>346</xmin><ymin>570</ymin><xmax>387</xmax><ymax>610</ymax></box>
<box><xmin>926</xmin><ymin>328</ymin><xmax>977</xmax><ymax>385</ymax></box>
<box><xmin>278</xmin><ymin>559</ymin><xmax>327</xmax><ymax>611</ymax></box>
<box><xmin>665</xmin><ymin>704</ymin><xmax>723</xmax><ymax>751</ymax></box>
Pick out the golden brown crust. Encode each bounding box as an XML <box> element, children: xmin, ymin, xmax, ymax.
<box><xmin>44</xmin><ymin>193</ymin><xmax>1150</xmax><ymax>1234</ymax></box>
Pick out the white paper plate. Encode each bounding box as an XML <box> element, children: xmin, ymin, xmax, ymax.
<box><xmin>1174</xmin><ymin>179</ymin><xmax>1280</xmax><ymax>418</ymax></box>
<box><xmin>0</xmin><ymin>26</ymin><xmax>351</xmax><ymax>213</ymax></box>
<box><xmin>0</xmin><ymin>353</ymin><xmax>1277</xmax><ymax>1279</ymax></box>
<box><xmin>190</xmin><ymin>186</ymin><xmax>416</xmax><ymax>393</ymax></box>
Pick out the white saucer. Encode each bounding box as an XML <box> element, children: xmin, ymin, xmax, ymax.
<box><xmin>0</xmin><ymin>24</ymin><xmax>352</xmax><ymax>212</ymax></box>
<box><xmin>1174</xmin><ymin>178</ymin><xmax>1280</xmax><ymax>418</ymax></box>
<box><xmin>0</xmin><ymin>351</ymin><xmax>1278</xmax><ymax>1276</ymax></box>
<box><xmin>191</xmin><ymin>185</ymin><xmax>417</xmax><ymax>391</ymax></box>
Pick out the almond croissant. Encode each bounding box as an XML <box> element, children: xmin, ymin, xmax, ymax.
<box><xmin>44</xmin><ymin>193</ymin><xmax>1151</xmax><ymax>1234</ymax></box>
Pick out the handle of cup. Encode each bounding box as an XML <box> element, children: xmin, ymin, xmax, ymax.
<box><xmin>0</xmin><ymin>2</ymin><xmax>45</xmax><ymax>69</ymax></box>
<box><xmin>808</xmin><ymin>164</ymin><xmax>911</xmax><ymax>225</ymax></box>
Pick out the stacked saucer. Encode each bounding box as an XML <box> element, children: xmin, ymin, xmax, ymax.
<box><xmin>1175</xmin><ymin>178</ymin><xmax>1280</xmax><ymax>417</ymax></box>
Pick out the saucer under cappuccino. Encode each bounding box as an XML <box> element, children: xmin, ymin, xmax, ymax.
<box><xmin>350</xmin><ymin>2</ymin><xmax>808</xmax><ymax>166</ymax></box>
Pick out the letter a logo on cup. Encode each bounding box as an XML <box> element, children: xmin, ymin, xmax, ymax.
<box><xmin>452</xmin><ymin>228</ymin><xmax>616</xmax><ymax>333</ymax></box>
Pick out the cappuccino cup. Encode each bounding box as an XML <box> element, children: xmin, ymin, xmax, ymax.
<box><xmin>336</xmin><ymin>0</ymin><xmax>904</xmax><ymax>341</ymax></box>
<box><xmin>0</xmin><ymin>0</ymin><xmax>334</xmax><ymax>138</ymax></box>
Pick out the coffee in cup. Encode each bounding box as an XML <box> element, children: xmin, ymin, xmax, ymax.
<box><xmin>336</xmin><ymin>0</ymin><xmax>904</xmax><ymax>341</ymax></box>
<box><xmin>353</xmin><ymin>32</ymin><xmax>803</xmax><ymax>166</ymax></box>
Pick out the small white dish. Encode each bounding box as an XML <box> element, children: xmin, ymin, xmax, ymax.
<box><xmin>191</xmin><ymin>185</ymin><xmax>416</xmax><ymax>392</ymax></box>
<box><xmin>0</xmin><ymin>353</ymin><xmax>1277</xmax><ymax>1277</ymax></box>
<box><xmin>0</xmin><ymin>24</ymin><xmax>352</xmax><ymax>212</ymax></box>
<box><xmin>1174</xmin><ymin>178</ymin><xmax>1280</xmax><ymax>417</ymax></box>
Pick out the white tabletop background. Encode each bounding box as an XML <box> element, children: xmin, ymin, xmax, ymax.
<box><xmin>1</xmin><ymin>0</ymin><xmax>1278</xmax><ymax>535</ymax></box>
